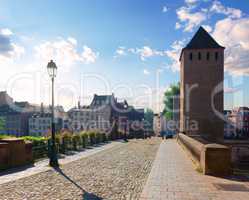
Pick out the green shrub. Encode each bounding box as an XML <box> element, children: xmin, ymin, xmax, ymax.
<box><xmin>61</xmin><ymin>133</ymin><xmax>73</xmax><ymax>152</ymax></box>
<box><xmin>102</xmin><ymin>133</ymin><xmax>107</xmax><ymax>143</ymax></box>
<box><xmin>21</xmin><ymin>136</ymin><xmax>47</xmax><ymax>147</ymax></box>
<box><xmin>0</xmin><ymin>134</ymin><xmax>14</xmax><ymax>140</ymax></box>
<box><xmin>95</xmin><ymin>132</ymin><xmax>101</xmax><ymax>144</ymax></box>
<box><xmin>88</xmin><ymin>132</ymin><xmax>96</xmax><ymax>145</ymax></box>
<box><xmin>80</xmin><ymin>132</ymin><xmax>88</xmax><ymax>148</ymax></box>
<box><xmin>72</xmin><ymin>134</ymin><xmax>81</xmax><ymax>151</ymax></box>
<box><xmin>21</xmin><ymin>136</ymin><xmax>48</xmax><ymax>160</ymax></box>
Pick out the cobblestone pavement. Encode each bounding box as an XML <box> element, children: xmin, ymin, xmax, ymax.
<box><xmin>140</xmin><ymin>139</ymin><xmax>249</xmax><ymax>200</ymax></box>
<box><xmin>0</xmin><ymin>140</ymin><xmax>124</xmax><ymax>185</ymax></box>
<box><xmin>0</xmin><ymin>138</ymin><xmax>160</xmax><ymax>200</ymax></box>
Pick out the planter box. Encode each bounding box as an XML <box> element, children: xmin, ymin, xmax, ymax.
<box><xmin>0</xmin><ymin>143</ymin><xmax>10</xmax><ymax>170</ymax></box>
<box><xmin>0</xmin><ymin>138</ymin><xmax>32</xmax><ymax>168</ymax></box>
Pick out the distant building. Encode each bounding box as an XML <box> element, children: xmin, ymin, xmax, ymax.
<box><xmin>0</xmin><ymin>91</ymin><xmax>67</xmax><ymax>137</ymax></box>
<box><xmin>153</xmin><ymin>113</ymin><xmax>166</xmax><ymax>136</ymax></box>
<box><xmin>68</xmin><ymin>95</ymin><xmax>114</xmax><ymax>132</ymax></box>
<box><xmin>29</xmin><ymin>113</ymin><xmax>52</xmax><ymax>136</ymax></box>
<box><xmin>68</xmin><ymin>94</ymin><xmax>144</xmax><ymax>136</ymax></box>
<box><xmin>224</xmin><ymin>110</ymin><xmax>236</xmax><ymax>139</ymax></box>
<box><xmin>227</xmin><ymin>107</ymin><xmax>249</xmax><ymax>139</ymax></box>
<box><xmin>0</xmin><ymin>92</ymin><xmax>34</xmax><ymax>136</ymax></box>
<box><xmin>0</xmin><ymin>91</ymin><xmax>13</xmax><ymax>106</ymax></box>
<box><xmin>29</xmin><ymin>104</ymin><xmax>68</xmax><ymax>136</ymax></box>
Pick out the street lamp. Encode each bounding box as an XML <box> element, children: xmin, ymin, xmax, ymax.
<box><xmin>47</xmin><ymin>60</ymin><xmax>59</xmax><ymax>167</ymax></box>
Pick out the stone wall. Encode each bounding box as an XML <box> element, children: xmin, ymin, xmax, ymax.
<box><xmin>178</xmin><ymin>133</ymin><xmax>231</xmax><ymax>175</ymax></box>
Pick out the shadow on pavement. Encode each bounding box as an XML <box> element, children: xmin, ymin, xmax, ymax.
<box><xmin>54</xmin><ymin>167</ymin><xmax>103</xmax><ymax>200</ymax></box>
<box><xmin>0</xmin><ymin>163</ymin><xmax>35</xmax><ymax>176</ymax></box>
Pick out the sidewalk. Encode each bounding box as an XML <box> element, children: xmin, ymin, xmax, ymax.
<box><xmin>140</xmin><ymin>139</ymin><xmax>249</xmax><ymax>200</ymax></box>
<box><xmin>0</xmin><ymin>140</ymin><xmax>124</xmax><ymax>185</ymax></box>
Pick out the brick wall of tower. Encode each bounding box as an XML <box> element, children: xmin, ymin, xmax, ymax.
<box><xmin>180</xmin><ymin>48</ymin><xmax>224</xmax><ymax>142</ymax></box>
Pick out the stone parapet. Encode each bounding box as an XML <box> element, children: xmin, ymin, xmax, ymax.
<box><xmin>178</xmin><ymin>133</ymin><xmax>231</xmax><ymax>175</ymax></box>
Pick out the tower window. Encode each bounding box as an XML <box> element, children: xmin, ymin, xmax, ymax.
<box><xmin>189</xmin><ymin>52</ymin><xmax>193</xmax><ymax>61</ymax></box>
<box><xmin>198</xmin><ymin>52</ymin><xmax>201</xmax><ymax>60</ymax></box>
<box><xmin>215</xmin><ymin>52</ymin><xmax>219</xmax><ymax>61</ymax></box>
<box><xmin>206</xmin><ymin>52</ymin><xmax>210</xmax><ymax>60</ymax></box>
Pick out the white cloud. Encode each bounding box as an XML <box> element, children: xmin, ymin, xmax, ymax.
<box><xmin>67</xmin><ymin>37</ymin><xmax>77</xmax><ymax>45</ymax></box>
<box><xmin>1</xmin><ymin>28</ymin><xmax>13</xmax><ymax>36</ymax></box>
<box><xmin>185</xmin><ymin>0</ymin><xmax>198</xmax><ymax>6</ymax></box>
<box><xmin>210</xmin><ymin>0</ymin><xmax>242</xmax><ymax>19</ymax></box>
<box><xmin>117</xmin><ymin>46</ymin><xmax>165</xmax><ymax>61</ymax></box>
<box><xmin>35</xmin><ymin>37</ymin><xmax>98</xmax><ymax>67</ymax></box>
<box><xmin>115</xmin><ymin>46</ymin><xmax>126</xmax><ymax>57</ymax></box>
<box><xmin>176</xmin><ymin>0</ymin><xmax>243</xmax><ymax>33</ymax></box>
<box><xmin>213</xmin><ymin>17</ymin><xmax>249</xmax><ymax>75</ymax></box>
<box><xmin>175</xmin><ymin>22</ymin><xmax>181</xmax><ymax>29</ymax></box>
<box><xmin>143</xmin><ymin>69</ymin><xmax>150</xmax><ymax>75</ymax></box>
<box><xmin>135</xmin><ymin>46</ymin><xmax>164</xmax><ymax>61</ymax></box>
<box><xmin>162</xmin><ymin>6</ymin><xmax>168</xmax><ymax>13</ymax></box>
<box><xmin>81</xmin><ymin>45</ymin><xmax>98</xmax><ymax>64</ymax></box>
<box><xmin>0</xmin><ymin>28</ymin><xmax>24</xmax><ymax>63</ymax></box>
<box><xmin>176</xmin><ymin>6</ymin><xmax>207</xmax><ymax>32</ymax></box>
<box><xmin>165</xmin><ymin>40</ymin><xmax>186</xmax><ymax>72</ymax></box>
<box><xmin>202</xmin><ymin>25</ymin><xmax>212</xmax><ymax>32</ymax></box>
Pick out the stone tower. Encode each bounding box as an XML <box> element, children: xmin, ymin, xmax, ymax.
<box><xmin>180</xmin><ymin>26</ymin><xmax>225</xmax><ymax>142</ymax></box>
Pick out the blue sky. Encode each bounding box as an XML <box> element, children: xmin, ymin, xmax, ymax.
<box><xmin>0</xmin><ymin>0</ymin><xmax>249</xmax><ymax>112</ymax></box>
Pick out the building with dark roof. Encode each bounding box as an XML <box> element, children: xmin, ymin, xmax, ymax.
<box><xmin>68</xmin><ymin>94</ymin><xmax>144</xmax><ymax>137</ymax></box>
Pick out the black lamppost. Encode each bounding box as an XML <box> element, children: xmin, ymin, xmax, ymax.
<box><xmin>47</xmin><ymin>60</ymin><xmax>59</xmax><ymax>167</ymax></box>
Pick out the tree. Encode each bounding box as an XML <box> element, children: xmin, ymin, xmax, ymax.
<box><xmin>144</xmin><ymin>108</ymin><xmax>154</xmax><ymax>131</ymax></box>
<box><xmin>0</xmin><ymin>117</ymin><xmax>6</xmax><ymax>134</ymax></box>
<box><xmin>163</xmin><ymin>82</ymin><xmax>180</xmax><ymax>120</ymax></box>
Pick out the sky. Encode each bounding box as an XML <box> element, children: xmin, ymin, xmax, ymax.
<box><xmin>0</xmin><ymin>0</ymin><xmax>249</xmax><ymax>112</ymax></box>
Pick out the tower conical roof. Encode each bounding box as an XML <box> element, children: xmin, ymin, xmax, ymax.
<box><xmin>180</xmin><ymin>26</ymin><xmax>225</xmax><ymax>60</ymax></box>
<box><xmin>185</xmin><ymin>26</ymin><xmax>224</xmax><ymax>49</ymax></box>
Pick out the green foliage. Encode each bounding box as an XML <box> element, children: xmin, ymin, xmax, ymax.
<box><xmin>0</xmin><ymin>117</ymin><xmax>6</xmax><ymax>133</ymax></box>
<box><xmin>163</xmin><ymin>82</ymin><xmax>180</xmax><ymax>120</ymax></box>
<box><xmin>0</xmin><ymin>134</ymin><xmax>13</xmax><ymax>140</ymax></box>
<box><xmin>21</xmin><ymin>136</ymin><xmax>47</xmax><ymax>147</ymax></box>
<box><xmin>95</xmin><ymin>132</ymin><xmax>101</xmax><ymax>144</ymax></box>
<box><xmin>102</xmin><ymin>133</ymin><xmax>107</xmax><ymax>143</ymax></box>
<box><xmin>61</xmin><ymin>132</ymin><xmax>73</xmax><ymax>151</ymax></box>
<box><xmin>72</xmin><ymin>134</ymin><xmax>81</xmax><ymax>150</ymax></box>
<box><xmin>80</xmin><ymin>132</ymin><xmax>88</xmax><ymax>148</ymax></box>
<box><xmin>88</xmin><ymin>132</ymin><xmax>96</xmax><ymax>145</ymax></box>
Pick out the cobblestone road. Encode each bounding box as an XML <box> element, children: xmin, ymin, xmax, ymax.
<box><xmin>0</xmin><ymin>138</ymin><xmax>160</xmax><ymax>200</ymax></box>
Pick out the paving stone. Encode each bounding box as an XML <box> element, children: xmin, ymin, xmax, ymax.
<box><xmin>140</xmin><ymin>139</ymin><xmax>249</xmax><ymax>200</ymax></box>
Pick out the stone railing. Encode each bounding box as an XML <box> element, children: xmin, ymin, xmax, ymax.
<box><xmin>0</xmin><ymin>138</ymin><xmax>33</xmax><ymax>170</ymax></box>
<box><xmin>177</xmin><ymin>133</ymin><xmax>203</xmax><ymax>163</ymax></box>
<box><xmin>177</xmin><ymin>133</ymin><xmax>231</xmax><ymax>176</ymax></box>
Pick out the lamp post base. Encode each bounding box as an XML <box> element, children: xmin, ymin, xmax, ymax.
<box><xmin>49</xmin><ymin>159</ymin><xmax>59</xmax><ymax>168</ymax></box>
